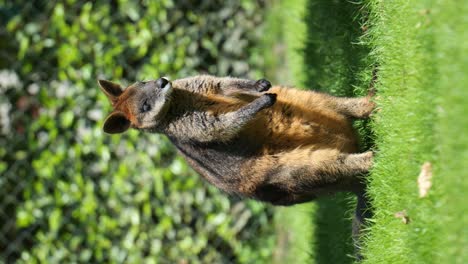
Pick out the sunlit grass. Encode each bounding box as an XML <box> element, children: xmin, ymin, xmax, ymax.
<box><xmin>362</xmin><ymin>0</ymin><xmax>468</xmax><ymax>263</ymax></box>
<box><xmin>265</xmin><ymin>0</ymin><xmax>467</xmax><ymax>263</ymax></box>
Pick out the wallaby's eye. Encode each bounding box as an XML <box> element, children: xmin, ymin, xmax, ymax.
<box><xmin>141</xmin><ymin>100</ymin><xmax>151</xmax><ymax>113</ymax></box>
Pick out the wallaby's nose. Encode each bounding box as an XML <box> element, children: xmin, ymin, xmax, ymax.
<box><xmin>156</xmin><ymin>77</ymin><xmax>169</xmax><ymax>89</ymax></box>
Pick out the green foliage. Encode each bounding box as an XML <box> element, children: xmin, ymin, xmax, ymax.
<box><xmin>0</xmin><ymin>0</ymin><xmax>274</xmax><ymax>263</ymax></box>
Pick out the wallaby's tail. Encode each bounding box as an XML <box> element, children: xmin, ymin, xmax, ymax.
<box><xmin>352</xmin><ymin>188</ymin><xmax>373</xmax><ymax>261</ymax></box>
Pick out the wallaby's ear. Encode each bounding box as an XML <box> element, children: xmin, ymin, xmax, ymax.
<box><xmin>98</xmin><ymin>80</ymin><xmax>123</xmax><ymax>105</ymax></box>
<box><xmin>103</xmin><ymin>111</ymin><xmax>130</xmax><ymax>134</ymax></box>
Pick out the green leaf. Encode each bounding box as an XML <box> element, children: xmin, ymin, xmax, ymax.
<box><xmin>49</xmin><ymin>208</ymin><xmax>62</xmax><ymax>232</ymax></box>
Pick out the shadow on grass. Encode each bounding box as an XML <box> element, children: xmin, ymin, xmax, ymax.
<box><xmin>301</xmin><ymin>0</ymin><xmax>372</xmax><ymax>263</ymax></box>
<box><xmin>303</xmin><ymin>0</ymin><xmax>369</xmax><ymax>96</ymax></box>
<box><xmin>314</xmin><ymin>194</ymin><xmax>355</xmax><ymax>264</ymax></box>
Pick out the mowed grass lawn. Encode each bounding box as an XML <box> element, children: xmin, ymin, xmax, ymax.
<box><xmin>263</xmin><ymin>0</ymin><xmax>468</xmax><ymax>263</ymax></box>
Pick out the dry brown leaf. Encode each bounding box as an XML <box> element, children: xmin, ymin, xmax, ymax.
<box><xmin>417</xmin><ymin>162</ymin><xmax>433</xmax><ymax>198</ymax></box>
<box><xmin>394</xmin><ymin>210</ymin><xmax>410</xmax><ymax>224</ymax></box>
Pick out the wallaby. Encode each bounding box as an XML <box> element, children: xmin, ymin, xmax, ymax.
<box><xmin>99</xmin><ymin>75</ymin><xmax>374</xmax><ymax>257</ymax></box>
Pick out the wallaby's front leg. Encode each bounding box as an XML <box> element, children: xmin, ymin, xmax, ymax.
<box><xmin>191</xmin><ymin>93</ymin><xmax>277</xmax><ymax>143</ymax></box>
<box><xmin>222</xmin><ymin>78</ymin><xmax>271</xmax><ymax>92</ymax></box>
<box><xmin>220</xmin><ymin>78</ymin><xmax>272</xmax><ymax>97</ymax></box>
<box><xmin>173</xmin><ymin>75</ymin><xmax>271</xmax><ymax>95</ymax></box>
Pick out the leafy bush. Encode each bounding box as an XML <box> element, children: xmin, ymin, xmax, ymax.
<box><xmin>0</xmin><ymin>0</ymin><xmax>274</xmax><ymax>263</ymax></box>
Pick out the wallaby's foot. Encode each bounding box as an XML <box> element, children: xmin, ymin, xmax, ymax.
<box><xmin>338</xmin><ymin>97</ymin><xmax>376</xmax><ymax>119</ymax></box>
<box><xmin>340</xmin><ymin>151</ymin><xmax>374</xmax><ymax>174</ymax></box>
<box><xmin>255</xmin><ymin>78</ymin><xmax>272</xmax><ymax>92</ymax></box>
<box><xmin>363</xmin><ymin>96</ymin><xmax>377</xmax><ymax>118</ymax></box>
<box><xmin>354</xmin><ymin>97</ymin><xmax>375</xmax><ymax>119</ymax></box>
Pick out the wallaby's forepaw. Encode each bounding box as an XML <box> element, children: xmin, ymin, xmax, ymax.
<box><xmin>255</xmin><ymin>78</ymin><xmax>272</xmax><ymax>92</ymax></box>
<box><xmin>258</xmin><ymin>93</ymin><xmax>277</xmax><ymax>109</ymax></box>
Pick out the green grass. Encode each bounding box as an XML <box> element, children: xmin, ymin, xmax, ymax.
<box><xmin>431</xmin><ymin>1</ymin><xmax>468</xmax><ymax>262</ymax></box>
<box><xmin>264</xmin><ymin>0</ymin><xmax>468</xmax><ymax>263</ymax></box>
<box><xmin>362</xmin><ymin>1</ymin><xmax>438</xmax><ymax>262</ymax></box>
<box><xmin>363</xmin><ymin>0</ymin><xmax>468</xmax><ymax>263</ymax></box>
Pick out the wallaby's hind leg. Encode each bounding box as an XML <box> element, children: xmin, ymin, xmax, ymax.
<box><xmin>278</xmin><ymin>149</ymin><xmax>374</xmax><ymax>182</ymax></box>
<box><xmin>252</xmin><ymin>150</ymin><xmax>373</xmax><ymax>205</ymax></box>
